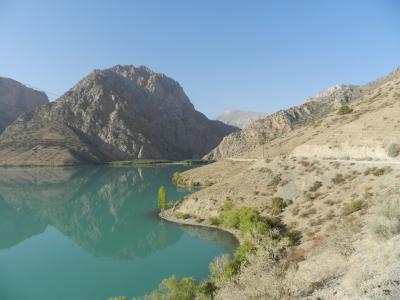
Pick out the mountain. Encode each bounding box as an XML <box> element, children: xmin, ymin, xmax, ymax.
<box><xmin>0</xmin><ymin>65</ymin><xmax>237</xmax><ymax>166</ymax></box>
<box><xmin>165</xmin><ymin>66</ymin><xmax>400</xmax><ymax>299</ymax></box>
<box><xmin>205</xmin><ymin>83</ymin><xmax>364</xmax><ymax>159</ymax></box>
<box><xmin>0</xmin><ymin>76</ymin><xmax>48</xmax><ymax>132</ymax></box>
<box><xmin>216</xmin><ymin>109</ymin><xmax>268</xmax><ymax>128</ymax></box>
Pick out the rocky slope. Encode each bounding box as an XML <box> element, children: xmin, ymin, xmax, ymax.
<box><xmin>0</xmin><ymin>76</ymin><xmax>48</xmax><ymax>132</ymax></box>
<box><xmin>163</xmin><ymin>66</ymin><xmax>400</xmax><ymax>299</ymax></box>
<box><xmin>206</xmin><ymin>84</ymin><xmax>364</xmax><ymax>159</ymax></box>
<box><xmin>0</xmin><ymin>65</ymin><xmax>237</xmax><ymax>166</ymax></box>
<box><xmin>216</xmin><ymin>109</ymin><xmax>268</xmax><ymax>128</ymax></box>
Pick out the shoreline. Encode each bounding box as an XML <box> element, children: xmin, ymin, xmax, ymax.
<box><xmin>0</xmin><ymin>159</ymin><xmax>214</xmax><ymax>168</ymax></box>
<box><xmin>159</xmin><ymin>210</ymin><xmax>242</xmax><ymax>244</ymax></box>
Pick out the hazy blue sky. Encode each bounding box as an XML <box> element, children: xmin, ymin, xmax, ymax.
<box><xmin>1</xmin><ymin>0</ymin><xmax>399</xmax><ymax>117</ymax></box>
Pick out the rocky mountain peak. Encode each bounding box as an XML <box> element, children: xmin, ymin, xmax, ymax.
<box><xmin>0</xmin><ymin>65</ymin><xmax>237</xmax><ymax>165</ymax></box>
<box><xmin>313</xmin><ymin>84</ymin><xmax>351</xmax><ymax>98</ymax></box>
<box><xmin>306</xmin><ymin>84</ymin><xmax>362</xmax><ymax>108</ymax></box>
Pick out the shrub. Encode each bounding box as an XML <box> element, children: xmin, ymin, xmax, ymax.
<box><xmin>237</xmin><ymin>207</ymin><xmax>269</xmax><ymax>236</ymax></box>
<box><xmin>387</xmin><ymin>143</ymin><xmax>400</xmax><ymax>158</ymax></box>
<box><xmin>341</xmin><ymin>200</ymin><xmax>364</xmax><ymax>216</ymax></box>
<box><xmin>158</xmin><ymin>276</ymin><xmax>197</xmax><ymax>299</ymax></box>
<box><xmin>269</xmin><ymin>174</ymin><xmax>282</xmax><ymax>186</ymax></box>
<box><xmin>220</xmin><ymin>209</ymin><xmax>241</xmax><ymax>228</ymax></box>
<box><xmin>196</xmin><ymin>280</ymin><xmax>216</xmax><ymax>299</ymax></box>
<box><xmin>137</xmin><ymin>276</ymin><xmax>197</xmax><ymax>300</ymax></box>
<box><xmin>223</xmin><ymin>200</ymin><xmax>234</xmax><ymax>211</ymax></box>
<box><xmin>331</xmin><ymin>174</ymin><xmax>345</xmax><ymax>184</ymax></box>
<box><xmin>271</xmin><ymin>197</ymin><xmax>287</xmax><ymax>215</ymax></box>
<box><xmin>177</xmin><ymin>212</ymin><xmax>191</xmax><ymax>219</ymax></box>
<box><xmin>373</xmin><ymin>168</ymin><xmax>385</xmax><ymax>176</ymax></box>
<box><xmin>172</xmin><ymin>172</ymin><xmax>183</xmax><ymax>185</ymax></box>
<box><xmin>234</xmin><ymin>240</ymin><xmax>255</xmax><ymax>263</ymax></box>
<box><xmin>225</xmin><ymin>241</ymin><xmax>255</xmax><ymax>279</ymax></box>
<box><xmin>370</xmin><ymin>190</ymin><xmax>400</xmax><ymax>239</ymax></box>
<box><xmin>219</xmin><ymin>205</ymin><xmax>271</xmax><ymax>236</ymax></box>
<box><xmin>208</xmin><ymin>216</ymin><xmax>221</xmax><ymax>225</ymax></box>
<box><xmin>309</xmin><ymin>181</ymin><xmax>323</xmax><ymax>192</ymax></box>
<box><xmin>209</xmin><ymin>254</ymin><xmax>231</xmax><ymax>284</ymax></box>
<box><xmin>364</xmin><ymin>167</ymin><xmax>392</xmax><ymax>176</ymax></box>
<box><xmin>337</xmin><ymin>105</ymin><xmax>353</xmax><ymax>115</ymax></box>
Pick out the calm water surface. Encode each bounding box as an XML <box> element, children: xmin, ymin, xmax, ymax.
<box><xmin>0</xmin><ymin>166</ymin><xmax>237</xmax><ymax>300</ymax></box>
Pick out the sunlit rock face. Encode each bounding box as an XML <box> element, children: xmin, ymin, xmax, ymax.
<box><xmin>0</xmin><ymin>65</ymin><xmax>238</xmax><ymax>166</ymax></box>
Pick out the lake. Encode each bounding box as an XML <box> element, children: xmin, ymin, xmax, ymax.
<box><xmin>0</xmin><ymin>165</ymin><xmax>237</xmax><ymax>300</ymax></box>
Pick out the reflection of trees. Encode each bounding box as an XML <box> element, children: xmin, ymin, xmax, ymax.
<box><xmin>0</xmin><ymin>166</ymin><xmax>189</xmax><ymax>259</ymax></box>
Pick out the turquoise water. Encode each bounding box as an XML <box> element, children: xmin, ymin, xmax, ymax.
<box><xmin>0</xmin><ymin>166</ymin><xmax>237</xmax><ymax>300</ymax></box>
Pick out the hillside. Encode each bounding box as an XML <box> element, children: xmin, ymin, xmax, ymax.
<box><xmin>161</xmin><ymin>67</ymin><xmax>400</xmax><ymax>299</ymax></box>
<box><xmin>0</xmin><ymin>76</ymin><xmax>48</xmax><ymax>132</ymax></box>
<box><xmin>205</xmin><ymin>83</ymin><xmax>367</xmax><ymax>160</ymax></box>
<box><xmin>0</xmin><ymin>65</ymin><xmax>237</xmax><ymax>166</ymax></box>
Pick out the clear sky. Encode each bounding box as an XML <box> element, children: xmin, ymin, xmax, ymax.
<box><xmin>1</xmin><ymin>0</ymin><xmax>399</xmax><ymax>118</ymax></box>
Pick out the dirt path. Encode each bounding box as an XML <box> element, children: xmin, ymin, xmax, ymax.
<box><xmin>226</xmin><ymin>157</ymin><xmax>259</xmax><ymax>162</ymax></box>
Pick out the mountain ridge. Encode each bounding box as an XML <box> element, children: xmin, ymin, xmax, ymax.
<box><xmin>0</xmin><ymin>65</ymin><xmax>238</xmax><ymax>166</ymax></box>
<box><xmin>204</xmin><ymin>70</ymin><xmax>400</xmax><ymax>160</ymax></box>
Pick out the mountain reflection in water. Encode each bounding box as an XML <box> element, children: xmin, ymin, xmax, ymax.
<box><xmin>0</xmin><ymin>166</ymin><xmax>199</xmax><ymax>259</ymax></box>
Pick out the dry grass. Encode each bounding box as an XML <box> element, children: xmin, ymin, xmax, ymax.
<box><xmin>369</xmin><ymin>189</ymin><xmax>400</xmax><ymax>240</ymax></box>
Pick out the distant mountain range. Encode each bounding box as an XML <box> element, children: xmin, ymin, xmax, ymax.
<box><xmin>205</xmin><ymin>79</ymin><xmax>380</xmax><ymax>159</ymax></box>
<box><xmin>0</xmin><ymin>66</ymin><xmax>238</xmax><ymax>166</ymax></box>
<box><xmin>216</xmin><ymin>110</ymin><xmax>268</xmax><ymax>128</ymax></box>
<box><xmin>0</xmin><ymin>76</ymin><xmax>48</xmax><ymax>131</ymax></box>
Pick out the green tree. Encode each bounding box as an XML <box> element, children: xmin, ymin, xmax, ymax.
<box><xmin>159</xmin><ymin>276</ymin><xmax>197</xmax><ymax>299</ymax></box>
<box><xmin>258</xmin><ymin>130</ymin><xmax>267</xmax><ymax>158</ymax></box>
<box><xmin>157</xmin><ymin>186</ymin><xmax>167</xmax><ymax>211</ymax></box>
<box><xmin>197</xmin><ymin>279</ymin><xmax>216</xmax><ymax>299</ymax></box>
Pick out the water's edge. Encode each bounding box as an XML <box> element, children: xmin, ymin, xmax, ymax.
<box><xmin>159</xmin><ymin>210</ymin><xmax>242</xmax><ymax>244</ymax></box>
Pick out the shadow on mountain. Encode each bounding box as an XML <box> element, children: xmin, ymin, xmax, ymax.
<box><xmin>0</xmin><ymin>166</ymin><xmax>189</xmax><ymax>259</ymax></box>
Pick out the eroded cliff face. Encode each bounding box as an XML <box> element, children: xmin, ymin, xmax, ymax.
<box><xmin>0</xmin><ymin>65</ymin><xmax>237</xmax><ymax>165</ymax></box>
<box><xmin>0</xmin><ymin>76</ymin><xmax>49</xmax><ymax>131</ymax></box>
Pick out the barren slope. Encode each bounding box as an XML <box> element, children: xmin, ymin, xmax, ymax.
<box><xmin>164</xmin><ymin>67</ymin><xmax>400</xmax><ymax>299</ymax></box>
